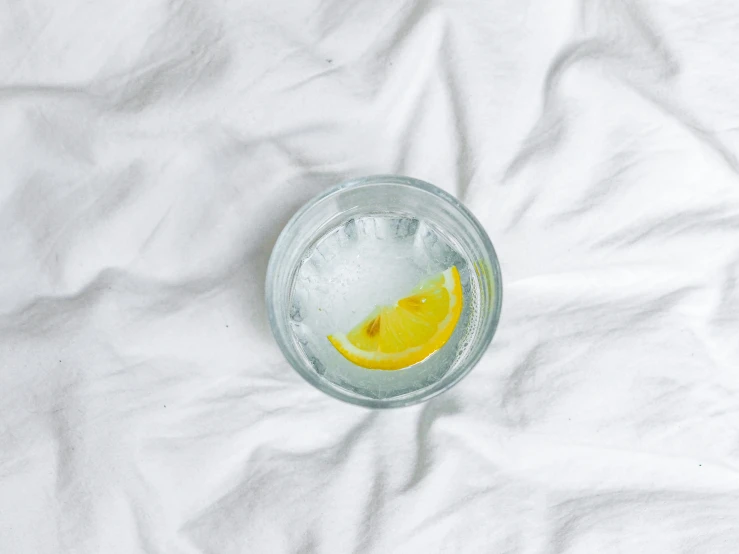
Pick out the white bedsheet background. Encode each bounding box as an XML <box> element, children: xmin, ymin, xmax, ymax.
<box><xmin>1</xmin><ymin>0</ymin><xmax>739</xmax><ymax>552</ymax></box>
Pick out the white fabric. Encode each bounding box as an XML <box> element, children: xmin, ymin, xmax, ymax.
<box><xmin>2</xmin><ymin>0</ymin><xmax>739</xmax><ymax>552</ymax></box>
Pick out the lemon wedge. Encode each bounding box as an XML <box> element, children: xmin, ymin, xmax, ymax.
<box><xmin>327</xmin><ymin>266</ymin><xmax>463</xmax><ymax>370</ymax></box>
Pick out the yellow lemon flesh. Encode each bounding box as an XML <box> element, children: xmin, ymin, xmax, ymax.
<box><xmin>327</xmin><ymin>266</ymin><xmax>463</xmax><ymax>370</ymax></box>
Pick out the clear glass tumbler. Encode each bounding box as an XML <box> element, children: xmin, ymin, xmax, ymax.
<box><xmin>266</xmin><ymin>175</ymin><xmax>502</xmax><ymax>408</ymax></box>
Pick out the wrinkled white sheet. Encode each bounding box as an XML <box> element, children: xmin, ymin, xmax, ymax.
<box><xmin>2</xmin><ymin>0</ymin><xmax>739</xmax><ymax>552</ymax></box>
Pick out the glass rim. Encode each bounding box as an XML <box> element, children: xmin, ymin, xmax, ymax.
<box><xmin>266</xmin><ymin>174</ymin><xmax>503</xmax><ymax>408</ymax></box>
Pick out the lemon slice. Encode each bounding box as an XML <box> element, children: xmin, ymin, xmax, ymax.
<box><xmin>327</xmin><ymin>266</ymin><xmax>463</xmax><ymax>370</ymax></box>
